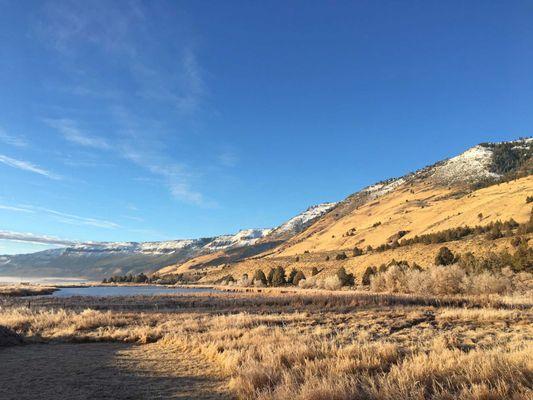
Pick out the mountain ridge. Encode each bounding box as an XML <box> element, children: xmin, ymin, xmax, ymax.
<box><xmin>1</xmin><ymin>138</ymin><xmax>530</xmax><ymax>279</ymax></box>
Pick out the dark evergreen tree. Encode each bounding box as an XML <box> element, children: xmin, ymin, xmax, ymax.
<box><xmin>253</xmin><ymin>269</ymin><xmax>267</xmax><ymax>285</ymax></box>
<box><xmin>336</xmin><ymin>267</ymin><xmax>355</xmax><ymax>286</ymax></box>
<box><xmin>335</xmin><ymin>252</ymin><xmax>347</xmax><ymax>260</ymax></box>
<box><xmin>361</xmin><ymin>266</ymin><xmax>375</xmax><ymax>286</ymax></box>
<box><xmin>435</xmin><ymin>246</ymin><xmax>455</xmax><ymax>266</ymax></box>
<box><xmin>271</xmin><ymin>266</ymin><xmax>287</xmax><ymax>286</ymax></box>
<box><xmin>267</xmin><ymin>268</ymin><xmax>276</xmax><ymax>286</ymax></box>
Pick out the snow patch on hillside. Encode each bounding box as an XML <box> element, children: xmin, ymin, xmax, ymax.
<box><xmin>431</xmin><ymin>145</ymin><xmax>499</xmax><ymax>185</ymax></box>
<box><xmin>273</xmin><ymin>203</ymin><xmax>337</xmax><ymax>234</ymax></box>
<box><xmin>68</xmin><ymin>239</ymin><xmax>200</xmax><ymax>255</ymax></box>
<box><xmin>205</xmin><ymin>229</ymin><xmax>272</xmax><ymax>251</ymax></box>
<box><xmin>363</xmin><ymin>178</ymin><xmax>406</xmax><ymax>199</ymax></box>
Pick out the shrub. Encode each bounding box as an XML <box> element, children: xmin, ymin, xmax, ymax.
<box><xmin>267</xmin><ymin>268</ymin><xmax>276</xmax><ymax>286</ymax></box>
<box><xmin>335</xmin><ymin>252</ymin><xmax>347</xmax><ymax>260</ymax></box>
<box><xmin>287</xmin><ymin>268</ymin><xmax>298</xmax><ymax>285</ymax></box>
<box><xmin>527</xmin><ymin>196</ymin><xmax>533</xmax><ymax>204</ymax></box>
<box><xmin>463</xmin><ymin>271</ymin><xmax>511</xmax><ymax>295</ymax></box>
<box><xmin>435</xmin><ymin>246</ymin><xmax>455</xmax><ymax>266</ymax></box>
<box><xmin>293</xmin><ymin>270</ymin><xmax>306</xmax><ymax>286</ymax></box>
<box><xmin>352</xmin><ymin>247</ymin><xmax>363</xmax><ymax>257</ymax></box>
<box><xmin>323</xmin><ymin>275</ymin><xmax>343</xmax><ymax>290</ymax></box>
<box><xmin>238</xmin><ymin>273</ymin><xmax>251</xmax><ymax>287</ymax></box>
<box><xmin>361</xmin><ymin>266</ymin><xmax>376</xmax><ymax>286</ymax></box>
<box><xmin>253</xmin><ymin>269</ymin><xmax>267</xmax><ymax>285</ymax></box>
<box><xmin>458</xmin><ymin>246</ymin><xmax>532</xmax><ymax>273</ymax></box>
<box><xmin>271</xmin><ymin>266</ymin><xmax>287</xmax><ymax>286</ymax></box>
<box><xmin>218</xmin><ymin>274</ymin><xmax>235</xmax><ymax>285</ymax></box>
<box><xmin>370</xmin><ymin>264</ymin><xmax>521</xmax><ymax>296</ymax></box>
<box><xmin>370</xmin><ymin>265</ymin><xmax>422</xmax><ymax>294</ymax></box>
<box><xmin>486</xmin><ymin>226</ymin><xmax>503</xmax><ymax>240</ymax></box>
<box><xmin>336</xmin><ymin>267</ymin><xmax>355</xmax><ymax>287</ymax></box>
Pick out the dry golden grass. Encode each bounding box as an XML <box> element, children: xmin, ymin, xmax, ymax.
<box><xmin>1</xmin><ymin>290</ymin><xmax>531</xmax><ymax>399</ymax></box>
<box><xmin>278</xmin><ymin>176</ymin><xmax>532</xmax><ymax>256</ymax></box>
<box><xmin>0</xmin><ymin>284</ymin><xmax>57</xmax><ymax>297</ymax></box>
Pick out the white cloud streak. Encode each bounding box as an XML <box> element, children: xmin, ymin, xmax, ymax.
<box><xmin>0</xmin><ymin>154</ymin><xmax>61</xmax><ymax>180</ymax></box>
<box><xmin>0</xmin><ymin>205</ymin><xmax>35</xmax><ymax>213</ymax></box>
<box><xmin>0</xmin><ymin>203</ymin><xmax>119</xmax><ymax>229</ymax></box>
<box><xmin>120</xmin><ymin>144</ymin><xmax>216</xmax><ymax>207</ymax></box>
<box><xmin>0</xmin><ymin>230</ymin><xmax>76</xmax><ymax>246</ymax></box>
<box><xmin>0</xmin><ymin>128</ymin><xmax>28</xmax><ymax>147</ymax></box>
<box><xmin>45</xmin><ymin>118</ymin><xmax>110</xmax><ymax>150</ymax></box>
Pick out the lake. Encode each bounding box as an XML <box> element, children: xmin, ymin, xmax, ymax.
<box><xmin>47</xmin><ymin>285</ymin><xmax>222</xmax><ymax>297</ymax></box>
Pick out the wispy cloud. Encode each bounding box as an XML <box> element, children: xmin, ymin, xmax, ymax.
<box><xmin>175</xmin><ymin>47</ymin><xmax>206</xmax><ymax>114</ymax></box>
<box><xmin>0</xmin><ymin>203</ymin><xmax>119</xmax><ymax>229</ymax></box>
<box><xmin>120</xmin><ymin>144</ymin><xmax>216</xmax><ymax>207</ymax></box>
<box><xmin>45</xmin><ymin>118</ymin><xmax>110</xmax><ymax>150</ymax></box>
<box><xmin>0</xmin><ymin>230</ymin><xmax>76</xmax><ymax>246</ymax></box>
<box><xmin>38</xmin><ymin>0</ymin><xmax>143</xmax><ymax>56</ymax></box>
<box><xmin>0</xmin><ymin>204</ymin><xmax>35</xmax><ymax>213</ymax></box>
<box><xmin>39</xmin><ymin>207</ymin><xmax>120</xmax><ymax>229</ymax></box>
<box><xmin>37</xmin><ymin>1</ymin><xmax>214</xmax><ymax>207</ymax></box>
<box><xmin>218</xmin><ymin>149</ymin><xmax>238</xmax><ymax>167</ymax></box>
<box><xmin>0</xmin><ymin>154</ymin><xmax>61</xmax><ymax>180</ymax></box>
<box><xmin>0</xmin><ymin>128</ymin><xmax>27</xmax><ymax>147</ymax></box>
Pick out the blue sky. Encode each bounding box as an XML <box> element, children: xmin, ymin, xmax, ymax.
<box><xmin>0</xmin><ymin>0</ymin><xmax>532</xmax><ymax>254</ymax></box>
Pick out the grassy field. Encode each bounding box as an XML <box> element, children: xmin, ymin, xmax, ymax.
<box><xmin>0</xmin><ymin>284</ymin><xmax>58</xmax><ymax>297</ymax></box>
<box><xmin>1</xmin><ymin>289</ymin><xmax>532</xmax><ymax>399</ymax></box>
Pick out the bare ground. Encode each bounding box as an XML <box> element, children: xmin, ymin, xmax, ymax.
<box><xmin>0</xmin><ymin>342</ymin><xmax>230</xmax><ymax>400</ymax></box>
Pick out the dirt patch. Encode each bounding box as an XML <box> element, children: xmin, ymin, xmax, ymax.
<box><xmin>0</xmin><ymin>342</ymin><xmax>230</xmax><ymax>400</ymax></box>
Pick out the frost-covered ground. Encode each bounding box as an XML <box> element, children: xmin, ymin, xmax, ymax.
<box><xmin>430</xmin><ymin>145</ymin><xmax>500</xmax><ymax>184</ymax></box>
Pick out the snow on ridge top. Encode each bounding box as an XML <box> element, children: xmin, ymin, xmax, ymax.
<box><xmin>273</xmin><ymin>202</ymin><xmax>338</xmax><ymax>234</ymax></box>
<box><xmin>431</xmin><ymin>145</ymin><xmax>499</xmax><ymax>184</ymax></box>
<box><xmin>69</xmin><ymin>239</ymin><xmax>198</xmax><ymax>254</ymax></box>
<box><xmin>205</xmin><ymin>228</ymin><xmax>272</xmax><ymax>250</ymax></box>
<box><xmin>363</xmin><ymin>178</ymin><xmax>406</xmax><ymax>199</ymax></box>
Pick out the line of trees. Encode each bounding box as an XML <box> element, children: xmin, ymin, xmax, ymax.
<box><xmin>218</xmin><ymin>265</ymin><xmax>355</xmax><ymax>288</ymax></box>
<box><xmin>103</xmin><ymin>273</ymin><xmax>185</xmax><ymax>285</ymax></box>
<box><xmin>374</xmin><ymin>215</ymin><xmax>530</xmax><ymax>253</ymax></box>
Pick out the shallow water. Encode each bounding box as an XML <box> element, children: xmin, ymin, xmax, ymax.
<box><xmin>48</xmin><ymin>285</ymin><xmax>221</xmax><ymax>297</ymax></box>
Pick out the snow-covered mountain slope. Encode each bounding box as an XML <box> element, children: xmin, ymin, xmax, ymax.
<box><xmin>204</xmin><ymin>229</ymin><xmax>272</xmax><ymax>251</ymax></box>
<box><xmin>0</xmin><ymin>229</ymin><xmax>273</xmax><ymax>278</ymax></box>
<box><xmin>267</xmin><ymin>203</ymin><xmax>337</xmax><ymax>239</ymax></box>
<box><xmin>429</xmin><ymin>145</ymin><xmax>500</xmax><ymax>185</ymax></box>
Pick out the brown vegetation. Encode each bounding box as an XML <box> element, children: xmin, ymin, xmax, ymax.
<box><xmin>0</xmin><ymin>288</ymin><xmax>531</xmax><ymax>399</ymax></box>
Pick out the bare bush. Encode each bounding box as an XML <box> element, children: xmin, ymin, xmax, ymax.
<box><xmin>371</xmin><ymin>264</ymin><xmax>524</xmax><ymax>296</ymax></box>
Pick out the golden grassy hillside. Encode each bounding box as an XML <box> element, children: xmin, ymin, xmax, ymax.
<box><xmin>163</xmin><ymin>175</ymin><xmax>531</xmax><ymax>283</ymax></box>
<box><xmin>276</xmin><ymin>175</ymin><xmax>532</xmax><ymax>256</ymax></box>
<box><xmin>160</xmin><ymin>175</ymin><xmax>533</xmax><ymax>282</ymax></box>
